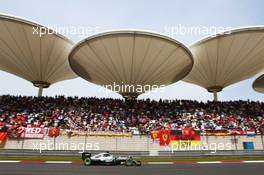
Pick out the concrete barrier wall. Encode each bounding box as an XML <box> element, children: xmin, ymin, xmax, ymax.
<box><xmin>4</xmin><ymin>135</ymin><xmax>264</xmax><ymax>152</ymax></box>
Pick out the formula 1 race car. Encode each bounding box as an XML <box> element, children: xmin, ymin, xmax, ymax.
<box><xmin>81</xmin><ymin>152</ymin><xmax>141</xmax><ymax>166</ymax></box>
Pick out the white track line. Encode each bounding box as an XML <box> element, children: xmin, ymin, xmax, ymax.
<box><xmin>147</xmin><ymin>162</ymin><xmax>174</xmax><ymax>164</ymax></box>
<box><xmin>243</xmin><ymin>160</ymin><xmax>264</xmax><ymax>163</ymax></box>
<box><xmin>197</xmin><ymin>161</ymin><xmax>222</xmax><ymax>164</ymax></box>
<box><xmin>45</xmin><ymin>161</ymin><xmax>72</xmax><ymax>164</ymax></box>
<box><xmin>0</xmin><ymin>160</ymin><xmax>20</xmax><ymax>163</ymax></box>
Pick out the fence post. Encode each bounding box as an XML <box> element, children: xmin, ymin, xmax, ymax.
<box><xmin>53</xmin><ymin>136</ymin><xmax>56</xmax><ymax>150</ymax></box>
<box><xmin>147</xmin><ymin>135</ymin><xmax>149</xmax><ymax>152</ymax></box>
<box><xmin>234</xmin><ymin>135</ymin><xmax>238</xmax><ymax>150</ymax></box>
<box><xmin>115</xmin><ymin>137</ymin><xmax>118</xmax><ymax>152</ymax></box>
<box><xmin>21</xmin><ymin>139</ymin><xmax>24</xmax><ymax>150</ymax></box>
<box><xmin>261</xmin><ymin>134</ymin><xmax>264</xmax><ymax>150</ymax></box>
<box><xmin>84</xmin><ymin>134</ymin><xmax>87</xmax><ymax>149</ymax></box>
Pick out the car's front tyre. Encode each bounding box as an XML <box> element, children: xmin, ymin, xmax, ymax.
<box><xmin>84</xmin><ymin>158</ymin><xmax>92</xmax><ymax>166</ymax></box>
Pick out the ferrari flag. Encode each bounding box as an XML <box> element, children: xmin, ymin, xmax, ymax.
<box><xmin>0</xmin><ymin>127</ymin><xmax>8</xmax><ymax>147</ymax></box>
<box><xmin>159</xmin><ymin>130</ymin><xmax>170</xmax><ymax>146</ymax></box>
<box><xmin>48</xmin><ymin>127</ymin><xmax>60</xmax><ymax>137</ymax></box>
<box><xmin>150</xmin><ymin>130</ymin><xmax>160</xmax><ymax>140</ymax></box>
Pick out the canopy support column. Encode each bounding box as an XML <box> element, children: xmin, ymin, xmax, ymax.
<box><xmin>213</xmin><ymin>91</ymin><xmax>218</xmax><ymax>101</ymax></box>
<box><xmin>122</xmin><ymin>92</ymin><xmax>139</xmax><ymax>101</ymax></box>
<box><xmin>38</xmin><ymin>86</ymin><xmax>43</xmax><ymax>97</ymax></box>
<box><xmin>33</xmin><ymin>81</ymin><xmax>50</xmax><ymax>97</ymax></box>
<box><xmin>208</xmin><ymin>87</ymin><xmax>222</xmax><ymax>102</ymax></box>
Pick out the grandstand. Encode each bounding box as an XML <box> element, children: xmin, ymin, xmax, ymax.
<box><xmin>0</xmin><ymin>95</ymin><xmax>263</xmax><ymax>134</ymax></box>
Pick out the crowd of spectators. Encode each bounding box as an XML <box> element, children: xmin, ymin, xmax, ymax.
<box><xmin>0</xmin><ymin>95</ymin><xmax>264</xmax><ymax>134</ymax></box>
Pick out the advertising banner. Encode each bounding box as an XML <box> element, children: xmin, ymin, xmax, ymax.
<box><xmin>20</xmin><ymin>127</ymin><xmax>45</xmax><ymax>139</ymax></box>
<box><xmin>61</xmin><ymin>130</ymin><xmax>132</xmax><ymax>137</ymax></box>
<box><xmin>204</xmin><ymin>130</ymin><xmax>230</xmax><ymax>136</ymax></box>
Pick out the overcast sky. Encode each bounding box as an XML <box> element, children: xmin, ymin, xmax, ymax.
<box><xmin>0</xmin><ymin>0</ymin><xmax>264</xmax><ymax>101</ymax></box>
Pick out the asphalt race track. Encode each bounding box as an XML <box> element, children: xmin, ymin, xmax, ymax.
<box><xmin>0</xmin><ymin>163</ymin><xmax>264</xmax><ymax>175</ymax></box>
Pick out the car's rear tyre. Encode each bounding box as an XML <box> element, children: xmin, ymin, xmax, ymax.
<box><xmin>84</xmin><ymin>158</ymin><xmax>92</xmax><ymax>166</ymax></box>
<box><xmin>125</xmin><ymin>160</ymin><xmax>134</xmax><ymax>166</ymax></box>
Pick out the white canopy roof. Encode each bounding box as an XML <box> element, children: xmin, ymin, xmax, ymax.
<box><xmin>253</xmin><ymin>74</ymin><xmax>264</xmax><ymax>93</ymax></box>
<box><xmin>184</xmin><ymin>27</ymin><xmax>264</xmax><ymax>92</ymax></box>
<box><xmin>0</xmin><ymin>14</ymin><xmax>77</xmax><ymax>88</ymax></box>
<box><xmin>69</xmin><ymin>30</ymin><xmax>193</xmax><ymax>97</ymax></box>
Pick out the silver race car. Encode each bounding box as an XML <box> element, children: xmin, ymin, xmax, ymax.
<box><xmin>81</xmin><ymin>152</ymin><xmax>141</xmax><ymax>166</ymax></box>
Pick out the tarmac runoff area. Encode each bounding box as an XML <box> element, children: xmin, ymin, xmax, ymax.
<box><xmin>0</xmin><ymin>160</ymin><xmax>264</xmax><ymax>175</ymax></box>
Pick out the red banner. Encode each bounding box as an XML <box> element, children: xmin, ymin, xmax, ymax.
<box><xmin>229</xmin><ymin>130</ymin><xmax>244</xmax><ymax>135</ymax></box>
<box><xmin>171</xmin><ymin>128</ymin><xmax>201</xmax><ymax>141</ymax></box>
<box><xmin>20</xmin><ymin>127</ymin><xmax>45</xmax><ymax>139</ymax></box>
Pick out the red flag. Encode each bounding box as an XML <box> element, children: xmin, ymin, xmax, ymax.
<box><xmin>194</xmin><ymin>134</ymin><xmax>201</xmax><ymax>141</ymax></box>
<box><xmin>182</xmin><ymin>128</ymin><xmax>195</xmax><ymax>137</ymax></box>
<box><xmin>48</xmin><ymin>128</ymin><xmax>60</xmax><ymax>137</ymax></box>
<box><xmin>0</xmin><ymin>132</ymin><xmax>8</xmax><ymax>146</ymax></box>
<box><xmin>159</xmin><ymin>130</ymin><xmax>170</xmax><ymax>146</ymax></box>
<box><xmin>150</xmin><ymin>130</ymin><xmax>160</xmax><ymax>140</ymax></box>
<box><xmin>169</xmin><ymin>134</ymin><xmax>177</xmax><ymax>141</ymax></box>
<box><xmin>170</xmin><ymin>128</ymin><xmax>201</xmax><ymax>141</ymax></box>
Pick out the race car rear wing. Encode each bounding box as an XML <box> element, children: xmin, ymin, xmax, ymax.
<box><xmin>82</xmin><ymin>152</ymin><xmax>91</xmax><ymax>160</ymax></box>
